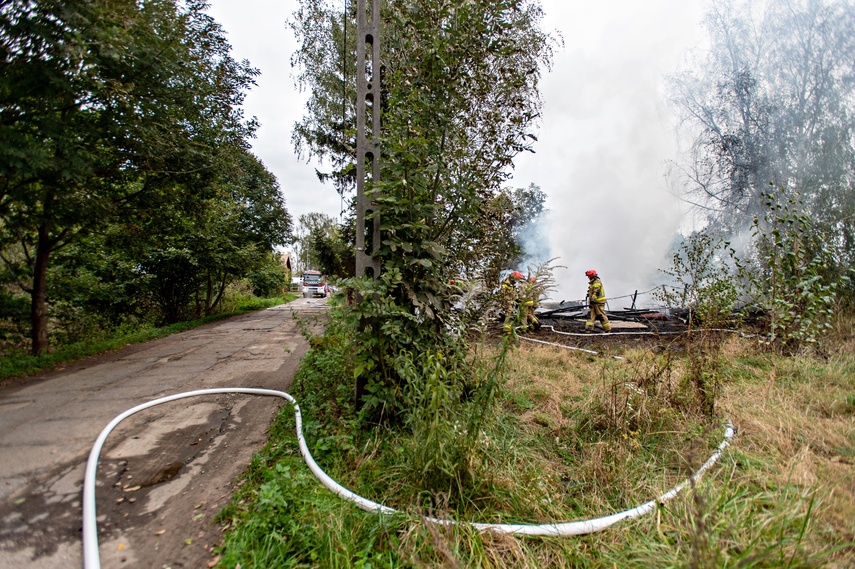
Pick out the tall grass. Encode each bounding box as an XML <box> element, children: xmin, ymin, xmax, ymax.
<box><xmin>214</xmin><ymin>332</ymin><xmax>855</xmax><ymax>568</ymax></box>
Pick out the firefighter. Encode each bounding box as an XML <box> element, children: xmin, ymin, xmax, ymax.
<box><xmin>519</xmin><ymin>275</ymin><xmax>540</xmax><ymax>331</ymax></box>
<box><xmin>585</xmin><ymin>269</ymin><xmax>611</xmax><ymax>333</ymax></box>
<box><xmin>500</xmin><ymin>271</ymin><xmax>524</xmax><ymax>328</ymax></box>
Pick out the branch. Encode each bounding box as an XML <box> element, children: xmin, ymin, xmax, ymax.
<box><xmin>0</xmin><ymin>250</ymin><xmax>33</xmax><ymax>294</ymax></box>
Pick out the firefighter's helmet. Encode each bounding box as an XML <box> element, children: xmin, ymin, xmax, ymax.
<box><xmin>585</xmin><ymin>270</ymin><xmax>598</xmax><ymax>279</ymax></box>
<box><xmin>512</xmin><ymin>271</ymin><xmax>524</xmax><ymax>280</ymax></box>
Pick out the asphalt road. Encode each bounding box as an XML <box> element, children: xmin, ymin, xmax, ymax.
<box><xmin>0</xmin><ymin>297</ymin><xmax>329</xmax><ymax>568</ymax></box>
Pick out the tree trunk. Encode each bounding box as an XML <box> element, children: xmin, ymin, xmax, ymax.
<box><xmin>205</xmin><ymin>274</ymin><xmax>214</xmax><ymax>315</ymax></box>
<box><xmin>210</xmin><ymin>275</ymin><xmax>228</xmax><ymax>314</ymax></box>
<box><xmin>31</xmin><ymin>225</ymin><xmax>52</xmax><ymax>356</ymax></box>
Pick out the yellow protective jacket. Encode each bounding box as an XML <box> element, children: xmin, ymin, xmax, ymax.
<box><xmin>587</xmin><ymin>277</ymin><xmax>606</xmax><ymax>305</ymax></box>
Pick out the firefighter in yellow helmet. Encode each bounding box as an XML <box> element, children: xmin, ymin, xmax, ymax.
<box><xmin>519</xmin><ymin>274</ymin><xmax>540</xmax><ymax>331</ymax></box>
<box><xmin>585</xmin><ymin>270</ymin><xmax>611</xmax><ymax>333</ymax></box>
<box><xmin>500</xmin><ymin>271</ymin><xmax>524</xmax><ymax>328</ymax></box>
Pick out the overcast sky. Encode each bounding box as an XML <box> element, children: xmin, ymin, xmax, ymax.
<box><xmin>205</xmin><ymin>0</ymin><xmax>708</xmax><ymax>303</ymax></box>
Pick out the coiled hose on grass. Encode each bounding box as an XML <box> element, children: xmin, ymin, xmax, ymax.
<box><xmin>83</xmin><ymin>388</ymin><xmax>734</xmax><ymax>569</ymax></box>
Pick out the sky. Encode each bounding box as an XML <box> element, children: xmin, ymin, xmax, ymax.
<box><xmin>205</xmin><ymin>0</ymin><xmax>709</xmax><ymax>304</ymax></box>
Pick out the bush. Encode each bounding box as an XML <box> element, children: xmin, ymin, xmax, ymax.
<box><xmin>0</xmin><ymin>290</ymin><xmax>29</xmax><ymax>351</ymax></box>
<box><xmin>749</xmin><ymin>190</ymin><xmax>847</xmax><ymax>353</ymax></box>
<box><xmin>247</xmin><ymin>262</ymin><xmax>287</xmax><ymax>298</ymax></box>
<box><xmin>216</xmin><ymin>280</ymin><xmax>257</xmax><ymax>313</ymax></box>
<box><xmin>655</xmin><ymin>232</ymin><xmax>739</xmax><ymax>416</ymax></box>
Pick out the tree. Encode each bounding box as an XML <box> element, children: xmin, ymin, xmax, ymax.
<box><xmin>129</xmin><ymin>149</ymin><xmax>290</xmax><ymax>322</ymax></box>
<box><xmin>295</xmin><ymin>212</ymin><xmax>340</xmax><ymax>272</ymax></box>
<box><xmin>458</xmin><ymin>183</ymin><xmax>547</xmax><ymax>283</ymax></box>
<box><xmin>749</xmin><ymin>189</ymin><xmax>845</xmax><ymax>352</ymax></box>
<box><xmin>289</xmin><ymin>0</ymin><xmax>358</xmax><ymax>197</ymax></box>
<box><xmin>224</xmin><ymin>150</ymin><xmax>293</xmax><ymax>255</ymax></box>
<box><xmin>668</xmin><ymin>0</ymin><xmax>855</xmax><ymax>266</ymax></box>
<box><xmin>37</xmin><ymin>149</ymin><xmax>290</xmax><ymax>328</ymax></box>
<box><xmin>193</xmin><ymin>149</ymin><xmax>292</xmax><ymax>315</ymax></box>
<box><xmin>0</xmin><ymin>0</ymin><xmax>258</xmax><ymax>353</ymax></box>
<box><xmin>247</xmin><ymin>253</ymin><xmax>289</xmax><ymax>298</ymax></box>
<box><xmin>310</xmin><ymin>218</ymin><xmax>355</xmax><ymax>278</ymax></box>
<box><xmin>291</xmin><ymin>0</ymin><xmax>557</xmax><ymax>417</ymax></box>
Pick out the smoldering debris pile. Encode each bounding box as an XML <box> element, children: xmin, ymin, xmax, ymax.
<box><xmin>533</xmin><ymin>300</ymin><xmax>764</xmax><ymax>336</ymax></box>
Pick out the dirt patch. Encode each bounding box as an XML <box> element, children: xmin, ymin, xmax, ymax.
<box><xmin>94</xmin><ymin>394</ymin><xmax>281</xmax><ymax>568</ymax></box>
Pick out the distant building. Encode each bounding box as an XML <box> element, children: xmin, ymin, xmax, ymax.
<box><xmin>280</xmin><ymin>253</ymin><xmax>293</xmax><ymax>273</ymax></box>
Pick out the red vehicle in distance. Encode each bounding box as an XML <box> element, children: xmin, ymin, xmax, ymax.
<box><xmin>301</xmin><ymin>270</ymin><xmax>328</xmax><ymax>298</ymax></box>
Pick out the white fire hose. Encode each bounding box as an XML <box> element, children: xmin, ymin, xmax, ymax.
<box><xmin>83</xmin><ymin>388</ymin><xmax>734</xmax><ymax>569</ymax></box>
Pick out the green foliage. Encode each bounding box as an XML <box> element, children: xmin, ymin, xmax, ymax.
<box><xmin>142</xmin><ymin>246</ymin><xmax>202</xmax><ymax>324</ymax></box>
<box><xmin>295</xmin><ymin>212</ymin><xmax>353</xmax><ymax>277</ymax></box>
<box><xmin>247</xmin><ymin>256</ymin><xmax>288</xmax><ymax>298</ymax></box>
<box><xmin>655</xmin><ymin>232</ymin><xmax>741</xmax><ymax>416</ymax></box>
<box><xmin>288</xmin><ymin>0</ymin><xmax>559</xmax><ymax>452</ymax></box>
<box><xmin>289</xmin><ymin>278</ymin><xmax>518</xmax><ymax>504</ymax></box>
<box><xmin>129</xmin><ymin>152</ymin><xmax>290</xmax><ymax>322</ymax></box>
<box><xmin>0</xmin><ymin>148</ymin><xmax>290</xmax><ymax>339</ymax></box>
<box><xmin>46</xmin><ymin>234</ymin><xmax>154</xmax><ymax>326</ymax></box>
<box><xmin>292</xmin><ymin>313</ymin><xmax>356</xmax><ymax>423</ymax></box>
<box><xmin>655</xmin><ymin>232</ymin><xmax>740</xmax><ymax>328</ymax></box>
<box><xmin>348</xmin><ymin>0</ymin><xmax>553</xmax><ymax>416</ymax></box>
<box><xmin>462</xmin><ymin>183</ymin><xmax>549</xmax><ymax>283</ymax></box>
<box><xmin>398</xmin><ymin>346</ymin><xmax>506</xmax><ymax>501</ymax></box>
<box><xmin>342</xmin><ymin>269</ymin><xmax>456</xmax><ymax>422</ymax></box>
<box><xmin>0</xmin><ymin>297</ymin><xmax>291</xmax><ymax>380</ymax></box>
<box><xmin>216</xmin><ymin>337</ymin><xmax>855</xmax><ymax>568</ymax></box>
<box><xmin>749</xmin><ymin>190</ymin><xmax>847</xmax><ymax>353</ymax></box>
<box><xmin>0</xmin><ymin>289</ymin><xmax>28</xmax><ymax>345</ymax></box>
<box><xmin>0</xmin><ymin>0</ymin><xmax>264</xmax><ymax>353</ymax></box>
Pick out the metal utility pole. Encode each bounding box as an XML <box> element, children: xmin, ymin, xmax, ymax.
<box><xmin>354</xmin><ymin>0</ymin><xmax>381</xmax><ymax>280</ymax></box>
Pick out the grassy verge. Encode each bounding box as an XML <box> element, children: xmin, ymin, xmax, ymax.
<box><xmin>213</xmin><ymin>333</ymin><xmax>855</xmax><ymax>568</ymax></box>
<box><xmin>0</xmin><ymin>294</ymin><xmax>297</xmax><ymax>382</ymax></box>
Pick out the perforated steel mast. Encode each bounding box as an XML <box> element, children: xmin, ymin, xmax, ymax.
<box><xmin>354</xmin><ymin>0</ymin><xmax>381</xmax><ymax>279</ymax></box>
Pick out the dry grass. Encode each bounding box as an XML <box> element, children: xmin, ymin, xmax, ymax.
<box><xmin>496</xmin><ymin>344</ymin><xmax>719</xmax><ymax>514</ymax></box>
<box><xmin>828</xmin><ymin>302</ymin><xmax>855</xmax><ymax>357</ymax></box>
<box><xmin>718</xmin><ymin>343</ymin><xmax>855</xmax><ymax>562</ymax></box>
<box><xmin>492</xmin><ymin>335</ymin><xmax>855</xmax><ymax>566</ymax></box>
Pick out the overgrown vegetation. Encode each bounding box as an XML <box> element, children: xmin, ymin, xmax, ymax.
<box><xmin>290</xmin><ymin>0</ymin><xmax>557</xmax><ymax>421</ymax></box>
<box><xmin>3</xmin><ymin>0</ymin><xmax>851</xmax><ymax>566</ymax></box>
<box><xmin>748</xmin><ymin>190</ymin><xmax>849</xmax><ymax>353</ymax></box>
<box><xmin>214</xmin><ymin>318</ymin><xmax>855</xmax><ymax>568</ymax></box>
<box><xmin>206</xmin><ymin>1</ymin><xmax>855</xmax><ymax>566</ymax></box>
<box><xmin>656</xmin><ymin>232</ymin><xmax>742</xmax><ymax>416</ymax></box>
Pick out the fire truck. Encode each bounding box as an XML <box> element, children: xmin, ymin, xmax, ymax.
<box><xmin>301</xmin><ymin>270</ymin><xmax>328</xmax><ymax>298</ymax></box>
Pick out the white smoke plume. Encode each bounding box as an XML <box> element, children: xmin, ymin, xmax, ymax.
<box><xmin>508</xmin><ymin>0</ymin><xmax>706</xmax><ymax>307</ymax></box>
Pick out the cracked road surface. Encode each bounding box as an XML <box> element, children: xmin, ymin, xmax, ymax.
<box><xmin>0</xmin><ymin>298</ymin><xmax>329</xmax><ymax>568</ymax></box>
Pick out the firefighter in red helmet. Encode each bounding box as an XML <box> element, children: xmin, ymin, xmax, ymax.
<box><xmin>585</xmin><ymin>270</ymin><xmax>611</xmax><ymax>333</ymax></box>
